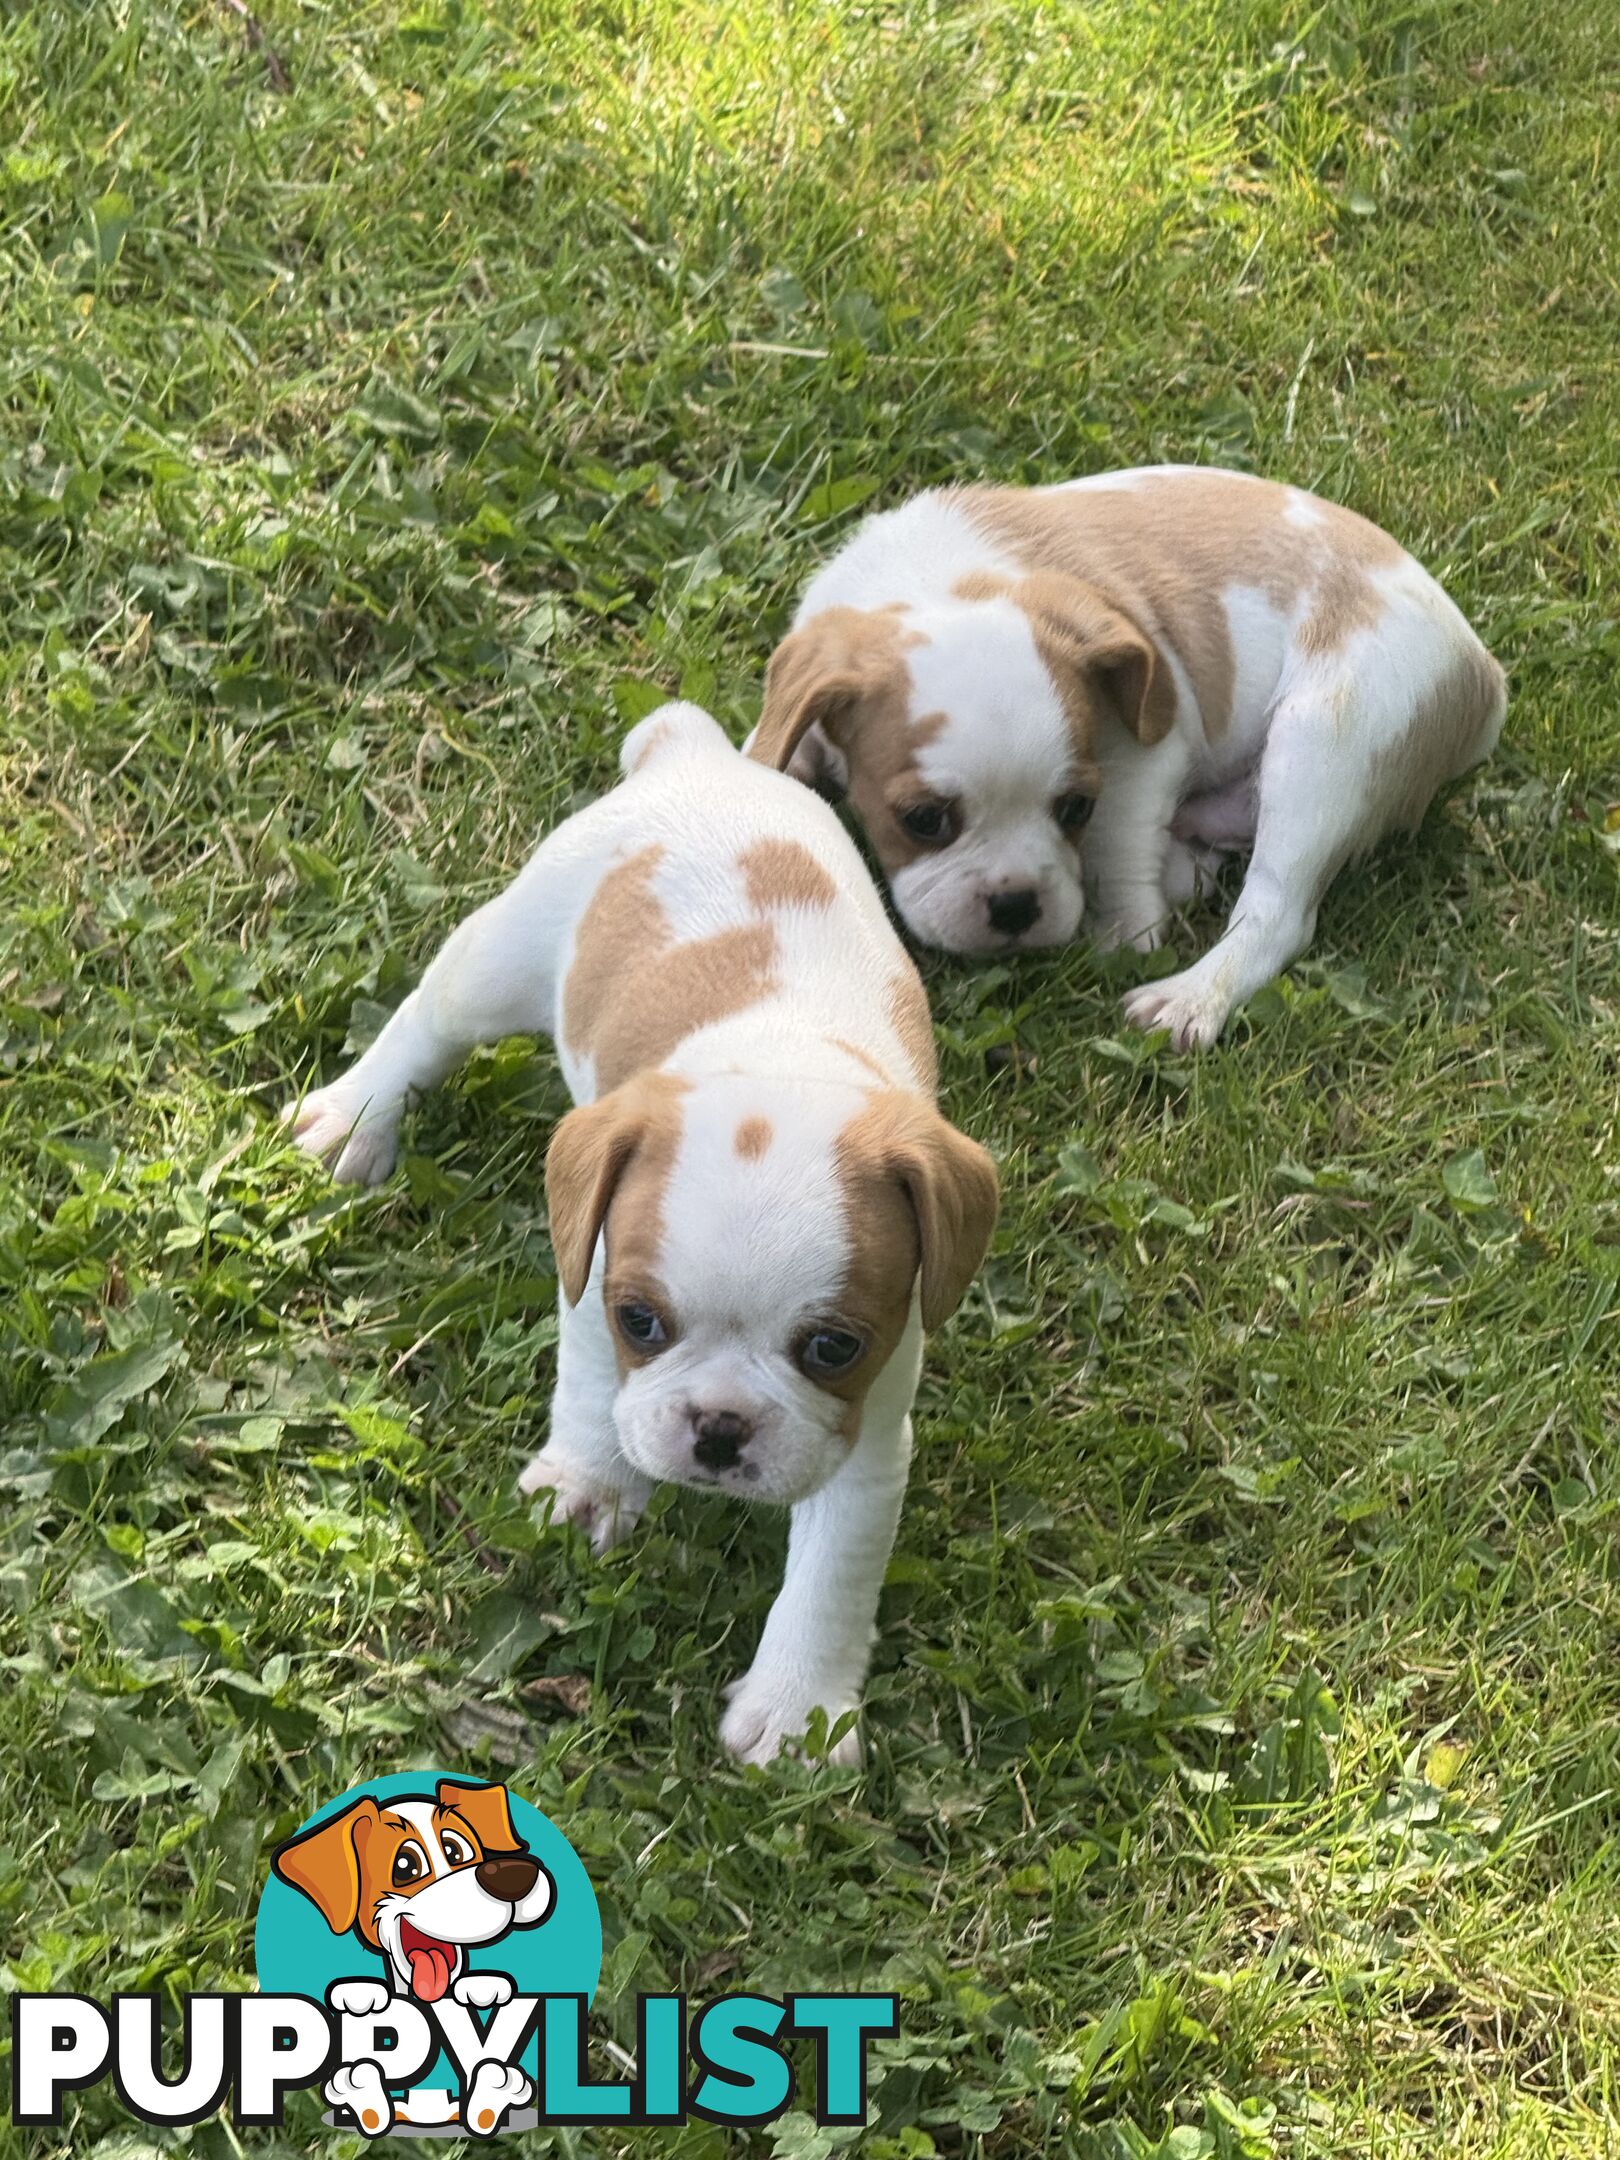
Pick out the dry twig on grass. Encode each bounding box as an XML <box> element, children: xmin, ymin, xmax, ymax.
<box><xmin>218</xmin><ymin>0</ymin><xmax>290</xmax><ymax>90</ymax></box>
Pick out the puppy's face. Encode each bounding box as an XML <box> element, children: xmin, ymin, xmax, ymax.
<box><xmin>363</xmin><ymin>1799</ymin><xmax>533</xmax><ymax>1999</ymax></box>
<box><xmin>546</xmin><ymin>1073</ymin><xmax>998</xmax><ymax>1504</ymax></box>
<box><xmin>271</xmin><ymin>1779</ymin><xmax>554</xmax><ymax>2003</ymax></box>
<box><xmin>751</xmin><ymin>580</ymin><xmax>1172</xmax><ymax>955</ymax></box>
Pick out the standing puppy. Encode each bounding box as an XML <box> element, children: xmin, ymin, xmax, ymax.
<box><xmin>751</xmin><ymin>466</ymin><xmax>1505</xmax><ymax>1047</ymax></box>
<box><xmin>285</xmin><ymin>704</ymin><xmax>997</xmax><ymax>1766</ymax></box>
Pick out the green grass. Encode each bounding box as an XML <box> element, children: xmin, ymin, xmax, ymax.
<box><xmin>2</xmin><ymin>1</ymin><xmax>1619</xmax><ymax>2154</ymax></box>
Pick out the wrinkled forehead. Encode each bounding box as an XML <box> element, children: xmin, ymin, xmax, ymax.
<box><xmin>902</xmin><ymin>608</ymin><xmax>1074</xmax><ymax>803</ymax></box>
<box><xmin>612</xmin><ymin>1081</ymin><xmax>857</xmax><ymax>1323</ymax></box>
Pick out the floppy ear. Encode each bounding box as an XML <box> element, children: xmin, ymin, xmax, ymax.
<box><xmin>1015</xmin><ymin>572</ymin><xmax>1175</xmax><ymax>749</ymax></box>
<box><xmin>438</xmin><ymin>1779</ymin><xmax>525</xmax><ymax>1855</ymax></box>
<box><xmin>885</xmin><ymin>1104</ymin><xmax>1000</xmax><ymax>1332</ymax></box>
<box><xmin>545</xmin><ymin>1076</ymin><xmax>681</xmax><ymax>1306</ymax></box>
<box><xmin>271</xmin><ymin>1798</ymin><xmax>379</xmax><ymax>1934</ymax></box>
<box><xmin>750</xmin><ymin>606</ymin><xmax>905</xmax><ymax>781</ymax></box>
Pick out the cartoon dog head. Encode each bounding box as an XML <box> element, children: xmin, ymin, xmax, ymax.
<box><xmin>271</xmin><ymin>1780</ymin><xmax>555</xmax><ymax>2002</ymax></box>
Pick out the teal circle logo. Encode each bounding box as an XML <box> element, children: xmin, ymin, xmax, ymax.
<box><xmin>255</xmin><ymin>1773</ymin><xmax>600</xmax><ymax>2100</ymax></box>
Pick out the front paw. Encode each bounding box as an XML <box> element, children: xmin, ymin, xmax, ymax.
<box><xmin>463</xmin><ymin>2061</ymin><xmax>533</xmax><ymax>2137</ymax></box>
<box><xmin>283</xmin><ymin>1080</ymin><xmax>399</xmax><ymax>1186</ymax></box>
<box><xmin>720</xmin><ymin>1667</ymin><xmax>863</xmax><ymax>1769</ymax></box>
<box><xmin>328</xmin><ymin>1978</ymin><xmax>392</xmax><ymax>2019</ymax></box>
<box><xmin>452</xmin><ymin>1971</ymin><xmax>514</xmax><ymax>2010</ymax></box>
<box><xmin>325</xmin><ymin>2062</ymin><xmax>392</xmax><ymax>2138</ymax></box>
<box><xmin>1123</xmin><ymin>965</ymin><xmax>1232</xmax><ymax>1051</ymax></box>
<box><xmin>518</xmin><ymin>1452</ymin><xmax>648</xmax><ymax>1555</ymax></box>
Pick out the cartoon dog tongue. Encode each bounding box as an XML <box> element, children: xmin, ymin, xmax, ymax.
<box><xmin>401</xmin><ymin>1921</ymin><xmax>456</xmax><ymax>2002</ymax></box>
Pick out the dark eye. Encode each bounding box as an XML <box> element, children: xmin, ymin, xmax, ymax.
<box><xmin>798</xmin><ymin>1328</ymin><xmax>865</xmax><ymax>1379</ymax></box>
<box><xmin>615</xmin><ymin>1301</ymin><xmax>669</xmax><ymax>1351</ymax></box>
<box><xmin>1054</xmin><ymin>792</ymin><xmax>1094</xmax><ymax>834</ymax></box>
<box><xmin>391</xmin><ymin>1842</ymin><xmax>428</xmax><ymax>1886</ymax></box>
<box><xmin>898</xmin><ymin>800</ymin><xmax>957</xmax><ymax>846</ymax></box>
<box><xmin>440</xmin><ymin>1832</ymin><xmax>473</xmax><ymax>1867</ymax></box>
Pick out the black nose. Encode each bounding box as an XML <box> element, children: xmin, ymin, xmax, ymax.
<box><xmin>692</xmin><ymin>1409</ymin><xmax>753</xmax><ymax>1470</ymax></box>
<box><xmin>475</xmin><ymin>1851</ymin><xmax>539</xmax><ymax>1901</ymax></box>
<box><xmin>987</xmin><ymin>887</ymin><xmax>1041</xmax><ymax>938</ymax></box>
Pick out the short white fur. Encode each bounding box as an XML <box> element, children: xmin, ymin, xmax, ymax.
<box><xmin>892</xmin><ymin>603</ymin><xmax>1084</xmax><ymax>951</ymax></box>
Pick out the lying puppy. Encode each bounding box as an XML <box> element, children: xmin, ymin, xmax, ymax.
<box><xmin>751</xmin><ymin>465</ymin><xmax>1505</xmax><ymax>1046</ymax></box>
<box><xmin>285</xmin><ymin>704</ymin><xmax>997</xmax><ymax>1766</ymax></box>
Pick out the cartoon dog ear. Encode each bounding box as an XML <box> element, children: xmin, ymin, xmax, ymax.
<box><xmin>1013</xmin><ymin>572</ymin><xmax>1175</xmax><ymax>749</ymax></box>
<box><xmin>271</xmin><ymin>1798</ymin><xmax>380</xmax><ymax>1934</ymax></box>
<box><xmin>545</xmin><ymin>1074</ymin><xmax>685</xmax><ymax>1307</ymax></box>
<box><xmin>437</xmin><ymin>1779</ymin><xmax>523</xmax><ymax>1855</ymax></box>
<box><xmin>750</xmin><ymin>606</ymin><xmax>910</xmax><ymax>784</ymax></box>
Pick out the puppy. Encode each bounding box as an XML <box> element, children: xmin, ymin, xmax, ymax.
<box><xmin>285</xmin><ymin>704</ymin><xmax>998</xmax><ymax>1765</ymax></box>
<box><xmin>750</xmin><ymin>465</ymin><xmax>1505</xmax><ymax>1046</ymax></box>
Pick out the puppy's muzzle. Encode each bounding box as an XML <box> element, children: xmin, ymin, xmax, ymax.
<box><xmin>986</xmin><ymin>887</ymin><xmax>1041</xmax><ymax>939</ymax></box>
<box><xmin>475</xmin><ymin>1851</ymin><xmax>541</xmax><ymax>1901</ymax></box>
<box><xmin>691</xmin><ymin>1408</ymin><xmax>754</xmax><ymax>1471</ymax></box>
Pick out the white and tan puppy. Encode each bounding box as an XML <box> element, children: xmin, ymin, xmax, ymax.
<box><xmin>751</xmin><ymin>465</ymin><xmax>1505</xmax><ymax>1047</ymax></box>
<box><xmin>284</xmin><ymin>704</ymin><xmax>997</xmax><ymax>1766</ymax></box>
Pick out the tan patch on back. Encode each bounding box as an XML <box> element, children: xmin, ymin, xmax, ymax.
<box><xmin>963</xmin><ymin>473</ymin><xmax>1408</xmax><ymax>739</ymax></box>
<box><xmin>564</xmin><ymin>846</ymin><xmax>778</xmax><ymax>1093</ymax></box>
<box><xmin>1296</xmin><ymin>566</ymin><xmax>1394</xmax><ymax>658</ymax></box>
<box><xmin>738</xmin><ymin>837</ymin><xmax>838</xmax><ymax>912</ymax></box>
<box><xmin>886</xmin><ymin>966</ymin><xmax>937</xmax><ymax>1091</ymax></box>
<box><xmin>734</xmin><ymin>1115</ymin><xmax>772</xmax><ymax>1160</ymax></box>
<box><xmin>1367</xmin><ymin>644</ymin><xmax>1506</xmax><ymax>834</ymax></box>
<box><xmin>952</xmin><ymin>569</ymin><xmax>1006</xmax><ymax>604</ymax></box>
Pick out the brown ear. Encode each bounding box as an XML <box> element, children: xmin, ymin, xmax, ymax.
<box><xmin>438</xmin><ymin>1779</ymin><xmax>524</xmax><ymax>1854</ymax></box>
<box><xmin>1015</xmin><ymin>572</ymin><xmax>1175</xmax><ymax>748</ymax></box>
<box><xmin>885</xmin><ymin>1104</ymin><xmax>1000</xmax><ymax>1332</ymax></box>
<box><xmin>545</xmin><ymin>1076</ymin><xmax>683</xmax><ymax>1306</ymax></box>
<box><xmin>750</xmin><ymin>607</ymin><xmax>905</xmax><ymax>774</ymax></box>
<box><xmin>271</xmin><ymin>1798</ymin><xmax>379</xmax><ymax>1934</ymax></box>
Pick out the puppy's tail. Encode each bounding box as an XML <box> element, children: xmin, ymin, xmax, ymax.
<box><xmin>619</xmin><ymin>701</ymin><xmax>731</xmax><ymax>779</ymax></box>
